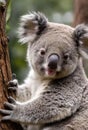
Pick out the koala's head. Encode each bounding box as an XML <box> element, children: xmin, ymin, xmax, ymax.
<box><xmin>18</xmin><ymin>12</ymin><xmax>88</xmax><ymax>79</ymax></box>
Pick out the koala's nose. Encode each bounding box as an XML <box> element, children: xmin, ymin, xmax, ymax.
<box><xmin>48</xmin><ymin>54</ymin><xmax>59</xmax><ymax>70</ymax></box>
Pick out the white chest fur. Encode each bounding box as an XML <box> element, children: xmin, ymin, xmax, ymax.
<box><xmin>24</xmin><ymin>69</ymin><xmax>49</xmax><ymax>102</ymax></box>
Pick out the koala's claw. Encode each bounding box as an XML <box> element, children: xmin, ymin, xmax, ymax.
<box><xmin>8</xmin><ymin>87</ymin><xmax>17</xmax><ymax>91</ymax></box>
<box><xmin>8</xmin><ymin>79</ymin><xmax>18</xmax><ymax>91</ymax></box>
<box><xmin>0</xmin><ymin>97</ymin><xmax>17</xmax><ymax>121</ymax></box>
<box><xmin>8</xmin><ymin>79</ymin><xmax>18</xmax><ymax>87</ymax></box>
<box><xmin>4</xmin><ymin>102</ymin><xmax>15</xmax><ymax>110</ymax></box>
<box><xmin>8</xmin><ymin>96</ymin><xmax>16</xmax><ymax>104</ymax></box>
<box><xmin>0</xmin><ymin>109</ymin><xmax>12</xmax><ymax>115</ymax></box>
<box><xmin>1</xmin><ymin>116</ymin><xmax>11</xmax><ymax>121</ymax></box>
<box><xmin>4</xmin><ymin>97</ymin><xmax>16</xmax><ymax>110</ymax></box>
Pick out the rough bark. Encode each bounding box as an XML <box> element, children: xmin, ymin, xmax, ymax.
<box><xmin>73</xmin><ymin>0</ymin><xmax>88</xmax><ymax>26</ymax></box>
<box><xmin>0</xmin><ymin>1</ymin><xmax>22</xmax><ymax>130</ymax></box>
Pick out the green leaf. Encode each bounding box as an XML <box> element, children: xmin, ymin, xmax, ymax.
<box><xmin>6</xmin><ymin>0</ymin><xmax>12</xmax><ymax>23</ymax></box>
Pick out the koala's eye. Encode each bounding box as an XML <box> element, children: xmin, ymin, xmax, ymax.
<box><xmin>39</xmin><ymin>48</ymin><xmax>46</xmax><ymax>56</ymax></box>
<box><xmin>64</xmin><ymin>53</ymin><xmax>69</xmax><ymax>60</ymax></box>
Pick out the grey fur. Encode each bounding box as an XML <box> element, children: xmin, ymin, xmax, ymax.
<box><xmin>0</xmin><ymin>12</ymin><xmax>88</xmax><ymax>130</ymax></box>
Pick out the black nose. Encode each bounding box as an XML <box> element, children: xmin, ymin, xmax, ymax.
<box><xmin>48</xmin><ymin>54</ymin><xmax>59</xmax><ymax>70</ymax></box>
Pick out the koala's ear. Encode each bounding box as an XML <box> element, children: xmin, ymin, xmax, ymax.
<box><xmin>73</xmin><ymin>24</ymin><xmax>88</xmax><ymax>58</ymax></box>
<box><xmin>18</xmin><ymin>12</ymin><xmax>48</xmax><ymax>44</ymax></box>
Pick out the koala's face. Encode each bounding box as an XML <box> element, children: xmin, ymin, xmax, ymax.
<box><xmin>18</xmin><ymin>12</ymin><xmax>88</xmax><ymax>79</ymax></box>
<box><xmin>27</xmin><ymin>23</ymin><xmax>78</xmax><ymax>79</ymax></box>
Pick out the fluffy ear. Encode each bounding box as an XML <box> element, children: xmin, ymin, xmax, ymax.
<box><xmin>73</xmin><ymin>24</ymin><xmax>88</xmax><ymax>58</ymax></box>
<box><xmin>18</xmin><ymin>12</ymin><xmax>48</xmax><ymax>44</ymax></box>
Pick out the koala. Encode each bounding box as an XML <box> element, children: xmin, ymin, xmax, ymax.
<box><xmin>0</xmin><ymin>12</ymin><xmax>88</xmax><ymax>130</ymax></box>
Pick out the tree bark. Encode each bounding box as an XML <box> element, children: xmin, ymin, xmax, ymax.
<box><xmin>0</xmin><ymin>1</ymin><xmax>22</xmax><ymax>130</ymax></box>
<box><xmin>73</xmin><ymin>0</ymin><xmax>88</xmax><ymax>26</ymax></box>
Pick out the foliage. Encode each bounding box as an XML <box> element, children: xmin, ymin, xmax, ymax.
<box><xmin>6</xmin><ymin>0</ymin><xmax>12</xmax><ymax>31</ymax></box>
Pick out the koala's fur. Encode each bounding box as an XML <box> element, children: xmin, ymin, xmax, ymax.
<box><xmin>0</xmin><ymin>12</ymin><xmax>88</xmax><ymax>130</ymax></box>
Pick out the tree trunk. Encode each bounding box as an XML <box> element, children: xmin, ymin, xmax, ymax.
<box><xmin>0</xmin><ymin>1</ymin><xmax>22</xmax><ymax>130</ymax></box>
<box><xmin>73</xmin><ymin>0</ymin><xmax>88</xmax><ymax>26</ymax></box>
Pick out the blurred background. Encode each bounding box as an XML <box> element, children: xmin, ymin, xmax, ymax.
<box><xmin>7</xmin><ymin>0</ymin><xmax>88</xmax><ymax>82</ymax></box>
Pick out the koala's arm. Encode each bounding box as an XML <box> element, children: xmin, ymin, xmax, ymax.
<box><xmin>0</xmin><ymin>95</ymin><xmax>70</xmax><ymax>124</ymax></box>
<box><xmin>0</xmin><ymin>84</ymin><xmax>82</xmax><ymax>124</ymax></box>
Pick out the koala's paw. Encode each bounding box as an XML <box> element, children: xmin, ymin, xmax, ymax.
<box><xmin>0</xmin><ymin>96</ymin><xmax>17</xmax><ymax>121</ymax></box>
<box><xmin>8</xmin><ymin>73</ymin><xmax>18</xmax><ymax>91</ymax></box>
